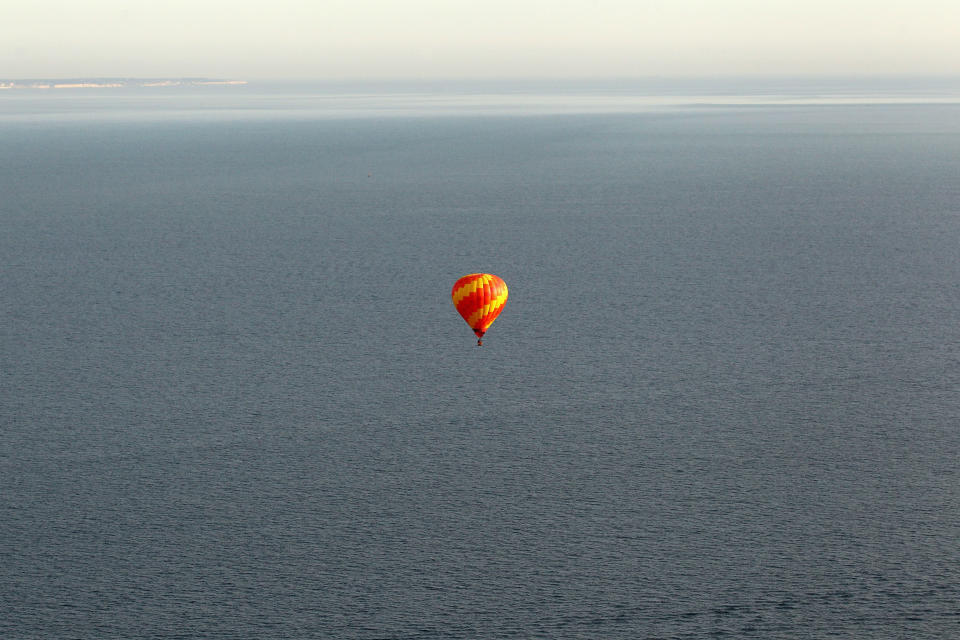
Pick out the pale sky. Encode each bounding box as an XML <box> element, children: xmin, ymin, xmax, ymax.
<box><xmin>3</xmin><ymin>0</ymin><xmax>960</xmax><ymax>79</ymax></box>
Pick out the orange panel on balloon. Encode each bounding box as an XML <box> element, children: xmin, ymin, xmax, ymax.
<box><xmin>451</xmin><ymin>273</ymin><xmax>508</xmax><ymax>342</ymax></box>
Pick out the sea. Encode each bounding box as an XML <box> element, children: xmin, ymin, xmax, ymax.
<box><xmin>2</xmin><ymin>78</ymin><xmax>960</xmax><ymax>639</ymax></box>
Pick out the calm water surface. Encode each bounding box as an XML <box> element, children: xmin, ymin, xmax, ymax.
<box><xmin>2</xmin><ymin>85</ymin><xmax>960</xmax><ymax>638</ymax></box>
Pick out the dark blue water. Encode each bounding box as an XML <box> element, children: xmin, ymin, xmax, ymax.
<box><xmin>2</xmin><ymin>91</ymin><xmax>960</xmax><ymax>638</ymax></box>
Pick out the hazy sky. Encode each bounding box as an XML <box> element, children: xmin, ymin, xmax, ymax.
<box><xmin>3</xmin><ymin>0</ymin><xmax>960</xmax><ymax>79</ymax></box>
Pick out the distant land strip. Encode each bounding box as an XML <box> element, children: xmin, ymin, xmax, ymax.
<box><xmin>0</xmin><ymin>78</ymin><xmax>247</xmax><ymax>90</ymax></box>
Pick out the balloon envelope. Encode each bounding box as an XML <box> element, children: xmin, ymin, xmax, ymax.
<box><xmin>451</xmin><ymin>273</ymin><xmax>508</xmax><ymax>341</ymax></box>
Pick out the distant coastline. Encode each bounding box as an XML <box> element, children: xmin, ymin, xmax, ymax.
<box><xmin>0</xmin><ymin>78</ymin><xmax>247</xmax><ymax>90</ymax></box>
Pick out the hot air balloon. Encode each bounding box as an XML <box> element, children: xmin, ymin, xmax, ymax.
<box><xmin>451</xmin><ymin>273</ymin><xmax>508</xmax><ymax>346</ymax></box>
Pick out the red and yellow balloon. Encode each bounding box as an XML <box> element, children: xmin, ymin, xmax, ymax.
<box><xmin>451</xmin><ymin>273</ymin><xmax>508</xmax><ymax>346</ymax></box>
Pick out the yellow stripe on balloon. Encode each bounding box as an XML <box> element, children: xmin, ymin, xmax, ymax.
<box><xmin>451</xmin><ymin>274</ymin><xmax>485</xmax><ymax>306</ymax></box>
<box><xmin>466</xmin><ymin>289</ymin><xmax>508</xmax><ymax>328</ymax></box>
